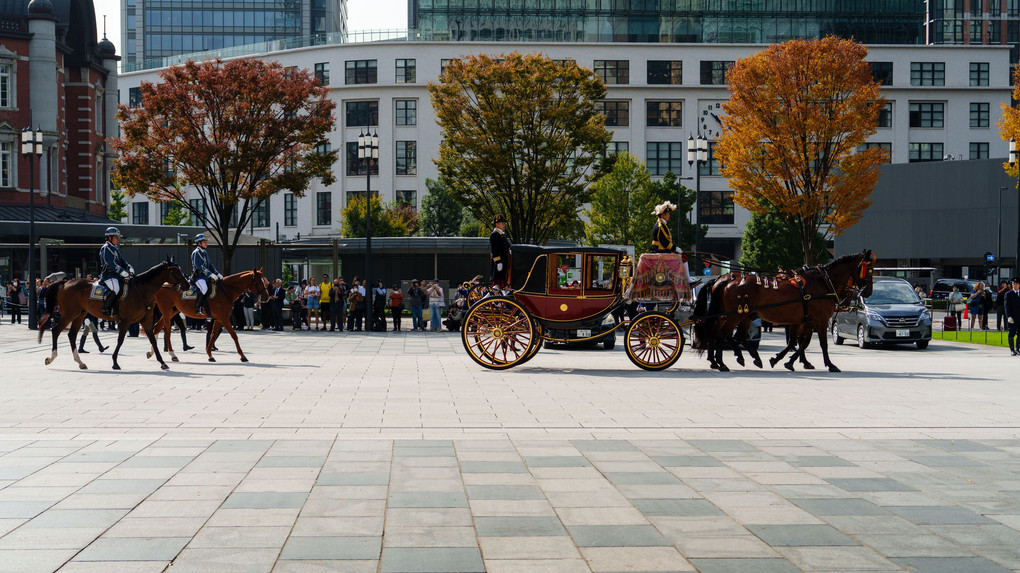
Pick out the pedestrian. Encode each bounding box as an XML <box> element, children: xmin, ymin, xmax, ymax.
<box><xmin>347</xmin><ymin>279</ymin><xmax>365</xmax><ymax>331</ymax></box>
<box><xmin>77</xmin><ymin>313</ymin><xmax>108</xmax><ymax>354</ymax></box>
<box><xmin>948</xmin><ymin>285</ymin><xmax>964</xmax><ymax>327</ymax></box>
<box><xmin>406</xmin><ymin>280</ymin><xmax>425</xmax><ymax>331</ymax></box>
<box><xmin>996</xmin><ymin>280</ymin><xmax>1009</xmax><ymax>330</ymax></box>
<box><xmin>318</xmin><ymin>273</ymin><xmax>332</xmax><ymax>330</ymax></box>
<box><xmin>427</xmin><ymin>280</ymin><xmax>444</xmax><ymax>332</ymax></box>
<box><xmin>387</xmin><ymin>284</ymin><xmax>404</xmax><ymax>331</ymax></box>
<box><xmin>1006</xmin><ymin>277</ymin><xmax>1020</xmax><ymax>355</ymax></box>
<box><xmin>372</xmin><ymin>280</ymin><xmax>387</xmax><ymax>331</ymax></box>
<box><xmin>304</xmin><ymin>279</ymin><xmax>321</xmax><ymax>331</ymax></box>
<box><xmin>330</xmin><ymin>277</ymin><xmax>347</xmax><ymax>332</ymax></box>
<box><xmin>242</xmin><ymin>290</ymin><xmax>256</xmax><ymax>330</ymax></box>
<box><xmin>967</xmin><ymin>282</ymin><xmax>984</xmax><ymax>330</ymax></box>
<box><xmin>980</xmin><ymin>283</ymin><xmax>995</xmax><ymax>330</ymax></box>
<box><xmin>7</xmin><ymin>279</ymin><xmax>23</xmax><ymax>324</ymax></box>
<box><xmin>268</xmin><ymin>279</ymin><xmax>285</xmax><ymax>331</ymax></box>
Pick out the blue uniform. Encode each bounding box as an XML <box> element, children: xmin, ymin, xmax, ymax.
<box><xmin>99</xmin><ymin>241</ymin><xmax>131</xmax><ymax>281</ymax></box>
<box><xmin>191</xmin><ymin>246</ymin><xmax>219</xmax><ymax>279</ymax></box>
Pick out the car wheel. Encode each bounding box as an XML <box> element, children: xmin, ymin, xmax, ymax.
<box><xmin>831</xmin><ymin>321</ymin><xmax>844</xmax><ymax>345</ymax></box>
<box><xmin>916</xmin><ymin>340</ymin><xmax>929</xmax><ymax>349</ymax></box>
<box><xmin>857</xmin><ymin>324</ymin><xmax>869</xmax><ymax>349</ymax></box>
<box><xmin>603</xmin><ymin>335</ymin><xmax>616</xmax><ymax>350</ymax></box>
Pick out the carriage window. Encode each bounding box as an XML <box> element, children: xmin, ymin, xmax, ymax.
<box><xmin>553</xmin><ymin>254</ymin><xmax>583</xmax><ymax>290</ymax></box>
<box><xmin>588</xmin><ymin>255</ymin><xmax>617</xmax><ymax>291</ymax></box>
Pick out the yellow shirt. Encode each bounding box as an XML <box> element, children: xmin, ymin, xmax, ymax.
<box><xmin>319</xmin><ymin>281</ymin><xmax>332</xmax><ymax>303</ymax></box>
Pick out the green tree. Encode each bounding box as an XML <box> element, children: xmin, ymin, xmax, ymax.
<box><xmin>458</xmin><ymin>211</ymin><xmax>487</xmax><ymax>238</ymax></box>
<box><xmin>741</xmin><ymin>208</ymin><xmax>831</xmax><ymax>272</ymax></box>
<box><xmin>428</xmin><ymin>52</ymin><xmax>612</xmax><ymax>244</ymax></box>
<box><xmin>113</xmin><ymin>58</ymin><xmax>337</xmax><ymax>273</ymax></box>
<box><xmin>419</xmin><ymin>178</ymin><xmax>464</xmax><ymax>237</ymax></box>
<box><xmin>108</xmin><ymin>189</ymin><xmax>128</xmax><ymax>222</ymax></box>
<box><xmin>340</xmin><ymin>195</ymin><xmax>419</xmax><ymax>238</ymax></box>
<box><xmin>160</xmin><ymin>200</ymin><xmax>189</xmax><ymax>226</ymax></box>
<box><xmin>584</xmin><ymin>152</ymin><xmax>658</xmax><ymax>254</ymax></box>
<box><xmin>647</xmin><ymin>172</ymin><xmax>703</xmax><ymax>252</ymax></box>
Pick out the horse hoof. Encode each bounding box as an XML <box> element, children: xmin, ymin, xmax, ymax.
<box><xmin>718</xmin><ymin>364</ymin><xmax>730</xmax><ymax>372</ymax></box>
<box><xmin>79</xmin><ymin>363</ymin><xmax>87</xmax><ymax>370</ymax></box>
<box><xmin>241</xmin><ymin>357</ymin><xmax>248</xmax><ymax>363</ymax></box>
<box><xmin>146</xmin><ymin>351</ymin><xmax>153</xmax><ymax>359</ymax></box>
<box><xmin>171</xmin><ymin>356</ymin><xmax>179</xmax><ymax>362</ymax></box>
<box><xmin>161</xmin><ymin>363</ymin><xmax>169</xmax><ymax>370</ymax></box>
<box><xmin>736</xmin><ymin>357</ymin><xmax>745</xmax><ymax>366</ymax></box>
<box><xmin>208</xmin><ymin>357</ymin><xmax>216</xmax><ymax>362</ymax></box>
<box><xmin>803</xmin><ymin>363</ymin><xmax>816</xmax><ymax>370</ymax></box>
<box><xmin>784</xmin><ymin>362</ymin><xmax>795</xmax><ymax>372</ymax></box>
<box><xmin>44</xmin><ymin>357</ymin><xmax>53</xmax><ymax>365</ymax></box>
<box><xmin>753</xmin><ymin>359</ymin><xmax>763</xmax><ymax>369</ymax></box>
<box><xmin>828</xmin><ymin>365</ymin><xmax>841</xmax><ymax>373</ymax></box>
<box><xmin>113</xmin><ymin>364</ymin><xmax>121</xmax><ymax>370</ymax></box>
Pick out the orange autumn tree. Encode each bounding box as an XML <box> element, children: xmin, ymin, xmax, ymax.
<box><xmin>113</xmin><ymin>58</ymin><xmax>338</xmax><ymax>273</ymax></box>
<box><xmin>716</xmin><ymin>37</ymin><xmax>887</xmax><ymax>265</ymax></box>
<box><xmin>998</xmin><ymin>66</ymin><xmax>1020</xmax><ymax>182</ymax></box>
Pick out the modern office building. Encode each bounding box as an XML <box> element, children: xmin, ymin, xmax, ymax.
<box><xmin>926</xmin><ymin>0</ymin><xmax>1019</xmax><ymax>62</ymax></box>
<box><xmin>118</xmin><ymin>39</ymin><xmax>1012</xmax><ymax>261</ymax></box>
<box><xmin>408</xmin><ymin>0</ymin><xmax>925</xmax><ymax>45</ymax></box>
<box><xmin>120</xmin><ymin>0</ymin><xmax>348</xmax><ymax>70</ymax></box>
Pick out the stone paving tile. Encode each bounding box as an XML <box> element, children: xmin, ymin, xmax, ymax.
<box><xmin>746</xmin><ymin>524</ymin><xmax>859</xmax><ymax>547</ymax></box>
<box><xmin>279</xmin><ymin>536</ymin><xmax>382</xmax><ymax>560</ymax></box>
<box><xmin>22</xmin><ymin>509</ymin><xmax>127</xmax><ymax>529</ymax></box>
<box><xmin>632</xmin><ymin>499</ymin><xmax>724</xmax><ymax>517</ymax></box>
<box><xmin>482</xmin><ymin>558</ymin><xmax>591</xmax><ymax>573</ymax></box>
<box><xmin>316</xmin><ymin>472</ymin><xmax>390</xmax><ymax>486</ymax></box>
<box><xmin>475</xmin><ymin>516</ymin><xmax>567</xmax><ymax>537</ymax></box>
<box><xmin>580</xmin><ymin>546</ymin><xmax>694</xmax><ymax>572</ymax></box>
<box><xmin>890</xmin><ymin>556</ymin><xmax>1013</xmax><ymax>572</ymax></box>
<box><xmin>459</xmin><ymin>461</ymin><xmax>528</xmax><ymax>474</ymax></box>
<box><xmin>826</xmin><ymin>477</ymin><xmax>919</xmax><ymax>492</ymax></box>
<box><xmin>271</xmin><ymin>559</ymin><xmax>378</xmax><ymax>572</ymax></box>
<box><xmin>651</xmin><ymin>455</ymin><xmax>725</xmax><ymax>467</ymax></box>
<box><xmin>0</xmin><ymin>548</ymin><xmax>79</xmax><ymax>573</ymax></box>
<box><xmin>188</xmin><ymin>526</ymin><xmax>292</xmax><ymax>548</ymax></box>
<box><xmin>0</xmin><ymin>500</ymin><xmax>54</xmax><ymax>519</ymax></box>
<box><xmin>673</xmin><ymin>534</ymin><xmax>781</xmax><ymax>559</ymax></box>
<box><xmin>73</xmin><ymin>537</ymin><xmax>189</xmax><ymax>561</ymax></box>
<box><xmin>382</xmin><ymin>526</ymin><xmax>478</xmax><ymax>548</ymax></box>
<box><xmin>168</xmin><ymin>547</ymin><xmax>281</xmax><ymax>573</ymax></box>
<box><xmin>855</xmin><ymin>534</ymin><xmax>975</xmax><ymax>558</ymax></box>
<box><xmin>55</xmin><ymin>561</ymin><xmax>170</xmax><ymax>572</ymax></box>
<box><xmin>776</xmin><ymin>545</ymin><xmax>897</xmax><ymax>571</ymax></box>
<box><xmin>465</xmin><ymin>485</ymin><xmax>545</xmax><ymax>500</ymax></box>
<box><xmin>789</xmin><ymin>497</ymin><xmax>889</xmax><ymax>516</ymax></box>
<box><xmin>887</xmin><ymin>505</ymin><xmax>998</xmax><ymax>525</ymax></box>
<box><xmin>291</xmin><ymin>516</ymin><xmax>384</xmax><ymax>537</ymax></box>
<box><xmin>688</xmin><ymin>557</ymin><xmax>801</xmax><ymax>573</ymax></box>
<box><xmin>567</xmin><ymin>525</ymin><xmax>670</xmax><ymax>547</ymax></box>
<box><xmin>0</xmin><ymin>526</ymin><xmax>105</xmax><ymax>549</ymax></box>
<box><xmin>379</xmin><ymin>547</ymin><xmax>484</xmax><ymax>573</ymax></box>
<box><xmin>388</xmin><ymin>492</ymin><xmax>468</xmax><ymax>508</ymax></box>
<box><xmin>477</xmin><ymin>536</ymin><xmax>581</xmax><ymax>559</ymax></box>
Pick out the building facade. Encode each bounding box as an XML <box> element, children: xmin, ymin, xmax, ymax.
<box><xmin>120</xmin><ymin>0</ymin><xmax>348</xmax><ymax>71</ymax></box>
<box><xmin>926</xmin><ymin>0</ymin><xmax>1020</xmax><ymax>61</ymax></box>
<box><xmin>409</xmin><ymin>0</ymin><xmax>925</xmax><ymax>45</ymax></box>
<box><xmin>118</xmin><ymin>40</ymin><xmax>1012</xmax><ymax>260</ymax></box>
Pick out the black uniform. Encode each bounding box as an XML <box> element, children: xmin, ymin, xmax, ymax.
<box><xmin>649</xmin><ymin>217</ymin><xmax>675</xmax><ymax>253</ymax></box>
<box><xmin>1004</xmin><ymin>287</ymin><xmax>1020</xmax><ymax>352</ymax></box>
<box><xmin>489</xmin><ymin>228</ymin><xmax>512</xmax><ymax>286</ymax></box>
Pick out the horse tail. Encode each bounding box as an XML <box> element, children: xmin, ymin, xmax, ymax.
<box><xmin>691</xmin><ymin>278</ymin><xmax>717</xmax><ymax>354</ymax></box>
<box><xmin>36</xmin><ymin>278</ymin><xmax>67</xmax><ymax>343</ymax></box>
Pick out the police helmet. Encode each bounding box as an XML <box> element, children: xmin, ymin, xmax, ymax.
<box><xmin>194</xmin><ymin>233</ymin><xmax>208</xmax><ymax>243</ymax></box>
<box><xmin>104</xmin><ymin>227</ymin><xmax>122</xmax><ymax>238</ymax></box>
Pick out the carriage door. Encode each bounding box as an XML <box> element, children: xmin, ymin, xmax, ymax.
<box><xmin>580</xmin><ymin>254</ymin><xmax>619</xmax><ymax>318</ymax></box>
<box><xmin>546</xmin><ymin>253</ymin><xmax>583</xmax><ymax>319</ymax></box>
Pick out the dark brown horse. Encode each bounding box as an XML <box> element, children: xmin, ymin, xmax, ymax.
<box><xmin>693</xmin><ymin>251</ymin><xmax>875</xmax><ymax>372</ymax></box>
<box><xmin>37</xmin><ymin>256</ymin><xmax>190</xmax><ymax>371</ymax></box>
<box><xmin>150</xmin><ymin>268</ymin><xmax>270</xmax><ymax>363</ymax></box>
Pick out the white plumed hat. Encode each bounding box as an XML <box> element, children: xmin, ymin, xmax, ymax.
<box><xmin>652</xmin><ymin>201</ymin><xmax>677</xmax><ymax>216</ymax></box>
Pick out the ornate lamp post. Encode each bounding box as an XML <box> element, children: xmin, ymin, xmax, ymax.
<box><xmin>686</xmin><ymin>133</ymin><xmax>708</xmax><ymax>257</ymax></box>
<box><xmin>358</xmin><ymin>129</ymin><xmax>379</xmax><ymax>318</ymax></box>
<box><xmin>21</xmin><ymin>127</ymin><xmax>43</xmax><ymax>330</ymax></box>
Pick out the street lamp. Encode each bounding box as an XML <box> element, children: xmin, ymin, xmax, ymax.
<box><xmin>686</xmin><ymin>133</ymin><xmax>708</xmax><ymax>258</ymax></box>
<box><xmin>21</xmin><ymin>127</ymin><xmax>43</xmax><ymax>331</ymax></box>
<box><xmin>1009</xmin><ymin>138</ymin><xmax>1020</xmax><ymax>279</ymax></box>
<box><xmin>358</xmin><ymin>128</ymin><xmax>379</xmax><ymax>323</ymax></box>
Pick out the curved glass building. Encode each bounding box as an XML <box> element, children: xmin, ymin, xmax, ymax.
<box><xmin>409</xmin><ymin>0</ymin><xmax>925</xmax><ymax>45</ymax></box>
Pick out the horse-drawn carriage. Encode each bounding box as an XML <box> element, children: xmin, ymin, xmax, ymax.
<box><xmin>461</xmin><ymin>245</ymin><xmax>694</xmax><ymax>371</ymax></box>
<box><xmin>461</xmin><ymin>245</ymin><xmax>876</xmax><ymax>373</ymax></box>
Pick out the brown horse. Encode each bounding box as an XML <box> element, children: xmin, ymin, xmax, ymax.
<box><xmin>150</xmin><ymin>268</ymin><xmax>270</xmax><ymax>363</ymax></box>
<box><xmin>693</xmin><ymin>251</ymin><xmax>875</xmax><ymax>373</ymax></box>
<box><xmin>37</xmin><ymin>256</ymin><xmax>190</xmax><ymax>371</ymax></box>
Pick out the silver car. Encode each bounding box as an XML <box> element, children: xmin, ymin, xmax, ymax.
<box><xmin>830</xmin><ymin>277</ymin><xmax>932</xmax><ymax>350</ymax></box>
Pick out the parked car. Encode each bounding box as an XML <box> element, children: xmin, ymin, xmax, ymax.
<box><xmin>929</xmin><ymin>278</ymin><xmax>979</xmax><ymax>301</ymax></box>
<box><xmin>831</xmin><ymin>277</ymin><xmax>932</xmax><ymax>349</ymax></box>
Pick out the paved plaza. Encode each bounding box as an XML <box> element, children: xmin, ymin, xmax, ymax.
<box><xmin>0</xmin><ymin>322</ymin><xmax>1019</xmax><ymax>572</ymax></box>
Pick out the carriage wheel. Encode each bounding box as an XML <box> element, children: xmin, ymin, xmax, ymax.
<box><xmin>462</xmin><ymin>297</ymin><xmax>535</xmax><ymax>370</ymax></box>
<box><xmin>517</xmin><ymin>323</ymin><xmax>544</xmax><ymax>366</ymax></box>
<box><xmin>625</xmin><ymin>311</ymin><xmax>684</xmax><ymax>371</ymax></box>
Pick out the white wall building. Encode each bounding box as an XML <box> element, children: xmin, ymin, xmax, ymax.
<box><xmin>118</xmin><ymin>40</ymin><xmax>1012</xmax><ymax>259</ymax></box>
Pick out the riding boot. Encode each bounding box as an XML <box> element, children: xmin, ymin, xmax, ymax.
<box><xmin>78</xmin><ymin>332</ymin><xmax>89</xmax><ymax>353</ymax></box>
<box><xmin>103</xmin><ymin>289</ymin><xmax>118</xmax><ymax>317</ymax></box>
<box><xmin>194</xmin><ymin>291</ymin><xmax>206</xmax><ymax>315</ymax></box>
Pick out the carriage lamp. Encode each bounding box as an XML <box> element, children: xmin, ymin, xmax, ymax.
<box><xmin>21</xmin><ymin>127</ymin><xmax>44</xmax><ymax>331</ymax></box>
<box><xmin>1010</xmin><ymin>138</ymin><xmax>1020</xmax><ymax>280</ymax></box>
<box><xmin>358</xmin><ymin>129</ymin><xmax>380</xmax><ymax>316</ymax></box>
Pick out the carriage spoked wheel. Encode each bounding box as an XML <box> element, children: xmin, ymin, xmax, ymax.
<box><xmin>462</xmin><ymin>297</ymin><xmax>536</xmax><ymax>370</ymax></box>
<box><xmin>625</xmin><ymin>311</ymin><xmax>684</xmax><ymax>371</ymax></box>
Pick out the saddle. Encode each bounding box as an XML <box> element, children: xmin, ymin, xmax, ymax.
<box><xmin>180</xmin><ymin>282</ymin><xmax>217</xmax><ymax>301</ymax></box>
<box><xmin>89</xmin><ymin>281</ymin><xmax>130</xmax><ymax>302</ymax></box>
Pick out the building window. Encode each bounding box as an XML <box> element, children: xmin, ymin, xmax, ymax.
<box><xmin>253</xmin><ymin>200</ymin><xmax>269</xmax><ymax>228</ymax></box>
<box><xmin>910</xmin><ymin>62</ymin><xmax>945</xmax><ymax>86</ymax></box>
<box><xmin>594</xmin><ymin>60</ymin><xmax>629</xmax><ymax>84</ymax></box>
<box><xmin>284</xmin><ymin>193</ymin><xmax>297</xmax><ymax>226</ymax></box>
<box><xmin>0</xmin><ymin>61</ymin><xmax>12</xmax><ymax>108</ymax></box>
<box><xmin>314</xmin><ymin>62</ymin><xmax>329</xmax><ymax>86</ymax></box>
<box><xmin>870</xmin><ymin>61</ymin><xmax>893</xmax><ymax>85</ymax></box>
<box><xmin>395</xmin><ymin>141</ymin><xmax>417</xmax><ymax>175</ymax></box>
<box><xmin>646</xmin><ymin>101</ymin><xmax>682</xmax><ymax>127</ymax></box>
<box><xmin>346</xmin><ymin>142</ymin><xmax>378</xmax><ymax>176</ymax></box>
<box><xmin>970</xmin><ymin>102</ymin><xmax>990</xmax><ymax>127</ymax></box>
<box><xmin>395</xmin><ymin>190</ymin><xmax>417</xmax><ymax>210</ymax></box>
<box><xmin>440</xmin><ymin>58</ymin><xmax>458</xmax><ymax>76</ymax></box>
<box><xmin>699</xmin><ymin>141</ymin><xmax>722</xmax><ymax>176</ymax></box>
<box><xmin>129</xmin><ymin>87</ymin><xmax>142</xmax><ymax>107</ymax></box>
<box><xmin>0</xmin><ymin>142</ymin><xmax>9</xmax><ymax>187</ymax></box>
<box><xmin>908</xmin><ymin>142</ymin><xmax>944</xmax><ymax>162</ymax></box>
<box><xmin>698</xmin><ymin>191</ymin><xmax>734</xmax><ymax>225</ymax></box>
<box><xmin>395</xmin><ymin>99</ymin><xmax>417</xmax><ymax>126</ymax></box>
<box><xmin>601</xmin><ymin>142</ymin><xmax>630</xmax><ymax>159</ymax></box>
<box><xmin>878</xmin><ymin>102</ymin><xmax>893</xmax><ymax>128</ymax></box>
<box><xmin>970</xmin><ymin>142</ymin><xmax>989</xmax><ymax>160</ymax></box>
<box><xmin>858</xmin><ymin>142</ymin><xmax>892</xmax><ymax>162</ymax></box>
<box><xmin>346</xmin><ymin>190</ymin><xmax>379</xmax><ymax>204</ymax></box>
<box><xmin>396</xmin><ymin>59</ymin><xmax>416</xmax><ymax>83</ymax></box>
<box><xmin>646</xmin><ymin>142</ymin><xmax>684</xmax><ymax>176</ymax></box>
<box><xmin>700</xmin><ymin>61</ymin><xmax>734</xmax><ymax>85</ymax></box>
<box><xmin>647</xmin><ymin>60</ymin><xmax>682</xmax><ymax>85</ymax></box>
<box><xmin>188</xmin><ymin>198</ymin><xmax>207</xmax><ymax>226</ymax></box>
<box><xmin>345</xmin><ymin>60</ymin><xmax>377</xmax><ymax>84</ymax></box>
<box><xmin>316</xmin><ymin>142</ymin><xmax>332</xmax><ymax>155</ymax></box>
<box><xmin>131</xmin><ymin>202</ymin><xmax>148</xmax><ymax>225</ymax></box>
<box><xmin>316</xmin><ymin>192</ymin><xmax>331</xmax><ymax>226</ymax></box>
<box><xmin>345</xmin><ymin>101</ymin><xmax>378</xmax><ymax>127</ymax></box>
<box><xmin>970</xmin><ymin>62</ymin><xmax>990</xmax><ymax>86</ymax></box>
<box><xmin>909</xmin><ymin>102</ymin><xmax>945</xmax><ymax>128</ymax></box>
<box><xmin>598</xmin><ymin>100</ymin><xmax>629</xmax><ymax>127</ymax></box>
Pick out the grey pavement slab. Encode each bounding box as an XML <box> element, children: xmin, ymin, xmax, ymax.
<box><xmin>279</xmin><ymin>536</ymin><xmax>382</xmax><ymax>560</ymax></box>
<box><xmin>73</xmin><ymin>537</ymin><xmax>189</xmax><ymax>561</ymax></box>
<box><xmin>631</xmin><ymin>499</ymin><xmax>725</xmax><ymax>517</ymax></box>
<box><xmin>890</xmin><ymin>556</ymin><xmax>1013</xmax><ymax>572</ymax></box>
<box><xmin>888</xmin><ymin>505</ymin><xmax>998</xmax><ymax>525</ymax></box>
<box><xmin>475</xmin><ymin>516</ymin><xmax>567</xmax><ymax>537</ymax></box>
<box><xmin>789</xmin><ymin>497</ymin><xmax>889</xmax><ymax>516</ymax></box>
<box><xmin>567</xmin><ymin>525</ymin><xmax>671</xmax><ymax>547</ymax></box>
<box><xmin>746</xmin><ymin>524</ymin><xmax>860</xmax><ymax>547</ymax></box>
<box><xmin>688</xmin><ymin>558</ymin><xmax>801</xmax><ymax>573</ymax></box>
<box><xmin>380</xmin><ymin>547</ymin><xmax>484</xmax><ymax>573</ymax></box>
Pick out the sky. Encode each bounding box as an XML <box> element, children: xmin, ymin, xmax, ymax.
<box><xmin>91</xmin><ymin>0</ymin><xmax>409</xmax><ymax>57</ymax></box>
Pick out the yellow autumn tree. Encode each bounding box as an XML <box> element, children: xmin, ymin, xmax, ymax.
<box><xmin>998</xmin><ymin>66</ymin><xmax>1020</xmax><ymax>180</ymax></box>
<box><xmin>716</xmin><ymin>37</ymin><xmax>888</xmax><ymax>265</ymax></box>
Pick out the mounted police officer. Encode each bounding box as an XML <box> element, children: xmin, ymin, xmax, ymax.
<box><xmin>489</xmin><ymin>214</ymin><xmax>512</xmax><ymax>288</ymax></box>
<box><xmin>191</xmin><ymin>233</ymin><xmax>222</xmax><ymax>316</ymax></box>
<box><xmin>99</xmin><ymin>227</ymin><xmax>134</xmax><ymax>317</ymax></box>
